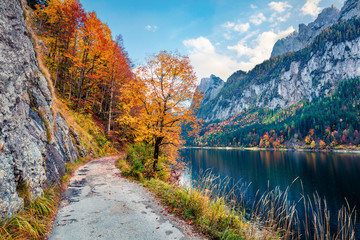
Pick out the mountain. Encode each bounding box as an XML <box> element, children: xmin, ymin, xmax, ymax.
<box><xmin>197</xmin><ymin>75</ymin><xmax>224</xmax><ymax>102</ymax></box>
<box><xmin>197</xmin><ymin>0</ymin><xmax>360</xmax><ymax>123</ymax></box>
<box><xmin>0</xmin><ymin>0</ymin><xmax>83</xmax><ymax>220</ymax></box>
<box><xmin>339</xmin><ymin>0</ymin><xmax>360</xmax><ymax>20</ymax></box>
<box><xmin>271</xmin><ymin>5</ymin><xmax>340</xmax><ymax>58</ymax></box>
<box><xmin>199</xmin><ymin>20</ymin><xmax>360</xmax><ymax>122</ymax></box>
<box><xmin>191</xmin><ymin>0</ymin><xmax>360</xmax><ymax>148</ymax></box>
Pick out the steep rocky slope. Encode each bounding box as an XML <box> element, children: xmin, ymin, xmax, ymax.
<box><xmin>197</xmin><ymin>16</ymin><xmax>360</xmax><ymax>121</ymax></box>
<box><xmin>271</xmin><ymin>6</ymin><xmax>340</xmax><ymax>58</ymax></box>
<box><xmin>0</xmin><ymin>0</ymin><xmax>83</xmax><ymax>220</ymax></box>
<box><xmin>197</xmin><ymin>75</ymin><xmax>224</xmax><ymax>102</ymax></box>
<box><xmin>339</xmin><ymin>0</ymin><xmax>360</xmax><ymax>20</ymax></box>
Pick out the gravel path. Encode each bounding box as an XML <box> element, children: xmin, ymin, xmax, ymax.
<box><xmin>49</xmin><ymin>155</ymin><xmax>203</xmax><ymax>240</ymax></box>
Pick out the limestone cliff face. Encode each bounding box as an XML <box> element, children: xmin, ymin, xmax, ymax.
<box><xmin>198</xmin><ymin>21</ymin><xmax>360</xmax><ymax>121</ymax></box>
<box><xmin>0</xmin><ymin>0</ymin><xmax>82</xmax><ymax>220</ymax></box>
<box><xmin>339</xmin><ymin>0</ymin><xmax>360</xmax><ymax>20</ymax></box>
<box><xmin>197</xmin><ymin>75</ymin><xmax>224</xmax><ymax>102</ymax></box>
<box><xmin>271</xmin><ymin>6</ymin><xmax>340</xmax><ymax>58</ymax></box>
<box><xmin>197</xmin><ymin>0</ymin><xmax>360</xmax><ymax>122</ymax></box>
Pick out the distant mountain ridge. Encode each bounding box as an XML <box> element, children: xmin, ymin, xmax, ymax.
<box><xmin>196</xmin><ymin>0</ymin><xmax>360</xmax><ymax>123</ymax></box>
<box><xmin>271</xmin><ymin>5</ymin><xmax>340</xmax><ymax>58</ymax></box>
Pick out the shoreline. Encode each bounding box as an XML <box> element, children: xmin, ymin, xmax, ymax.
<box><xmin>182</xmin><ymin>146</ymin><xmax>360</xmax><ymax>154</ymax></box>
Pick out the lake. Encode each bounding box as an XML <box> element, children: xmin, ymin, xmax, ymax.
<box><xmin>180</xmin><ymin>148</ymin><xmax>360</xmax><ymax>238</ymax></box>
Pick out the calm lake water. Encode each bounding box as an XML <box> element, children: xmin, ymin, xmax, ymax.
<box><xmin>180</xmin><ymin>148</ymin><xmax>360</xmax><ymax>238</ymax></box>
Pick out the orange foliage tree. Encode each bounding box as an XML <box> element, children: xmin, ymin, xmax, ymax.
<box><xmin>121</xmin><ymin>51</ymin><xmax>202</xmax><ymax>172</ymax></box>
<box><xmin>33</xmin><ymin>0</ymin><xmax>133</xmax><ymax>135</ymax></box>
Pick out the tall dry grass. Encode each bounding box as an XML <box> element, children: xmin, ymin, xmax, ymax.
<box><xmin>184</xmin><ymin>170</ymin><xmax>357</xmax><ymax>240</ymax></box>
<box><xmin>0</xmin><ymin>184</ymin><xmax>61</xmax><ymax>240</ymax></box>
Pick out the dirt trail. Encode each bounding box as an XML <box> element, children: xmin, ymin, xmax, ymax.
<box><xmin>49</xmin><ymin>155</ymin><xmax>202</xmax><ymax>240</ymax></box>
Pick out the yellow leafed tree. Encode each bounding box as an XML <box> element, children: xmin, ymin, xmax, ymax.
<box><xmin>118</xmin><ymin>51</ymin><xmax>202</xmax><ymax>172</ymax></box>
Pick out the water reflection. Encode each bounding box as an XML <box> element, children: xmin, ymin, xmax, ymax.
<box><xmin>180</xmin><ymin>149</ymin><xmax>360</xmax><ymax>237</ymax></box>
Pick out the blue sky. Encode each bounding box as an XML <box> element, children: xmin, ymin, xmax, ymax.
<box><xmin>81</xmin><ymin>0</ymin><xmax>345</xmax><ymax>81</ymax></box>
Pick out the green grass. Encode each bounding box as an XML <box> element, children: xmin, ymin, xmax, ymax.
<box><xmin>117</xmin><ymin>157</ymin><xmax>258</xmax><ymax>239</ymax></box>
<box><xmin>0</xmin><ymin>184</ymin><xmax>61</xmax><ymax>240</ymax></box>
<box><xmin>118</xmin><ymin>156</ymin><xmax>357</xmax><ymax>240</ymax></box>
<box><xmin>143</xmin><ymin>178</ymin><xmax>249</xmax><ymax>239</ymax></box>
<box><xmin>55</xmin><ymin>99</ymin><xmax>117</xmax><ymax>158</ymax></box>
<box><xmin>0</xmin><ymin>155</ymin><xmax>94</xmax><ymax>240</ymax></box>
<box><xmin>0</xmin><ymin>103</ymin><xmax>117</xmax><ymax>239</ymax></box>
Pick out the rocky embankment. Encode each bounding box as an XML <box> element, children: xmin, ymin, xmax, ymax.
<box><xmin>0</xmin><ymin>0</ymin><xmax>84</xmax><ymax>220</ymax></box>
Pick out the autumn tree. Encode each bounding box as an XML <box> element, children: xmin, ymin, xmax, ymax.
<box><xmin>33</xmin><ymin>0</ymin><xmax>133</xmax><ymax>152</ymax></box>
<box><xmin>126</xmin><ymin>51</ymin><xmax>201</xmax><ymax>172</ymax></box>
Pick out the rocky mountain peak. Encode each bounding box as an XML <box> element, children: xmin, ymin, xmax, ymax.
<box><xmin>271</xmin><ymin>6</ymin><xmax>340</xmax><ymax>58</ymax></box>
<box><xmin>310</xmin><ymin>5</ymin><xmax>340</xmax><ymax>30</ymax></box>
<box><xmin>197</xmin><ymin>75</ymin><xmax>224</xmax><ymax>102</ymax></box>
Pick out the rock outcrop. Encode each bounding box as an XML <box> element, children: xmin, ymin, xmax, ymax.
<box><xmin>0</xmin><ymin>0</ymin><xmax>82</xmax><ymax>220</ymax></box>
<box><xmin>271</xmin><ymin>6</ymin><xmax>340</xmax><ymax>58</ymax></box>
<box><xmin>197</xmin><ymin>75</ymin><xmax>224</xmax><ymax>102</ymax></box>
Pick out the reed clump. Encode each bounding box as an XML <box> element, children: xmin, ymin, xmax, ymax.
<box><xmin>139</xmin><ymin>169</ymin><xmax>358</xmax><ymax>240</ymax></box>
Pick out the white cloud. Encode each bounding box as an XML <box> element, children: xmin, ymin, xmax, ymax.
<box><xmin>277</xmin><ymin>13</ymin><xmax>291</xmax><ymax>22</ymax></box>
<box><xmin>234</xmin><ymin>22</ymin><xmax>250</xmax><ymax>32</ymax></box>
<box><xmin>269</xmin><ymin>11</ymin><xmax>291</xmax><ymax>25</ymax></box>
<box><xmin>145</xmin><ymin>25</ymin><xmax>158</xmax><ymax>32</ymax></box>
<box><xmin>250</xmin><ymin>4</ymin><xmax>258</xmax><ymax>9</ymax></box>
<box><xmin>222</xmin><ymin>21</ymin><xmax>250</xmax><ymax>33</ymax></box>
<box><xmin>301</xmin><ymin>0</ymin><xmax>322</xmax><ymax>17</ymax></box>
<box><xmin>227</xmin><ymin>27</ymin><xmax>295</xmax><ymax>71</ymax></box>
<box><xmin>268</xmin><ymin>1</ymin><xmax>292</xmax><ymax>13</ymax></box>
<box><xmin>222</xmin><ymin>22</ymin><xmax>235</xmax><ymax>29</ymax></box>
<box><xmin>183</xmin><ymin>37</ymin><xmax>240</xmax><ymax>80</ymax></box>
<box><xmin>250</xmin><ymin>13</ymin><xmax>267</xmax><ymax>26</ymax></box>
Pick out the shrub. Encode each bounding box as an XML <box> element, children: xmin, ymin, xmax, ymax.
<box><xmin>118</xmin><ymin>143</ymin><xmax>170</xmax><ymax>181</ymax></box>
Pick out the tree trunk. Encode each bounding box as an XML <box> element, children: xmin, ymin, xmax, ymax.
<box><xmin>76</xmin><ymin>50</ymin><xmax>88</xmax><ymax>109</ymax></box>
<box><xmin>106</xmin><ymin>77</ymin><xmax>115</xmax><ymax>135</ymax></box>
<box><xmin>68</xmin><ymin>72</ymin><xmax>72</xmax><ymax>99</ymax></box>
<box><xmin>153</xmin><ymin>137</ymin><xmax>163</xmax><ymax>172</ymax></box>
<box><xmin>54</xmin><ymin>48</ymin><xmax>61</xmax><ymax>88</ymax></box>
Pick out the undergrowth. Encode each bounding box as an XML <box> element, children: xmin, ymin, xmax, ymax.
<box><xmin>56</xmin><ymin>99</ymin><xmax>117</xmax><ymax>157</ymax></box>
<box><xmin>0</xmin><ymin>155</ymin><xmax>95</xmax><ymax>240</ymax></box>
<box><xmin>143</xmin><ymin>178</ymin><xmax>249</xmax><ymax>239</ymax></box>
<box><xmin>118</xmin><ymin>155</ymin><xmax>357</xmax><ymax>240</ymax></box>
<box><xmin>0</xmin><ymin>184</ymin><xmax>61</xmax><ymax>240</ymax></box>
<box><xmin>117</xmin><ymin>143</ymin><xmax>169</xmax><ymax>181</ymax></box>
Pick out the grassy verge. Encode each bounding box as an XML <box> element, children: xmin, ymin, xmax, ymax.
<box><xmin>143</xmin><ymin>179</ymin><xmax>248</xmax><ymax>239</ymax></box>
<box><xmin>117</xmin><ymin>157</ymin><xmax>264</xmax><ymax>240</ymax></box>
<box><xmin>117</xmin><ymin>154</ymin><xmax>357</xmax><ymax>240</ymax></box>
<box><xmin>0</xmin><ymin>184</ymin><xmax>61</xmax><ymax>240</ymax></box>
<box><xmin>0</xmin><ymin>96</ymin><xmax>117</xmax><ymax>240</ymax></box>
<box><xmin>0</xmin><ymin>155</ymin><xmax>93</xmax><ymax>240</ymax></box>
